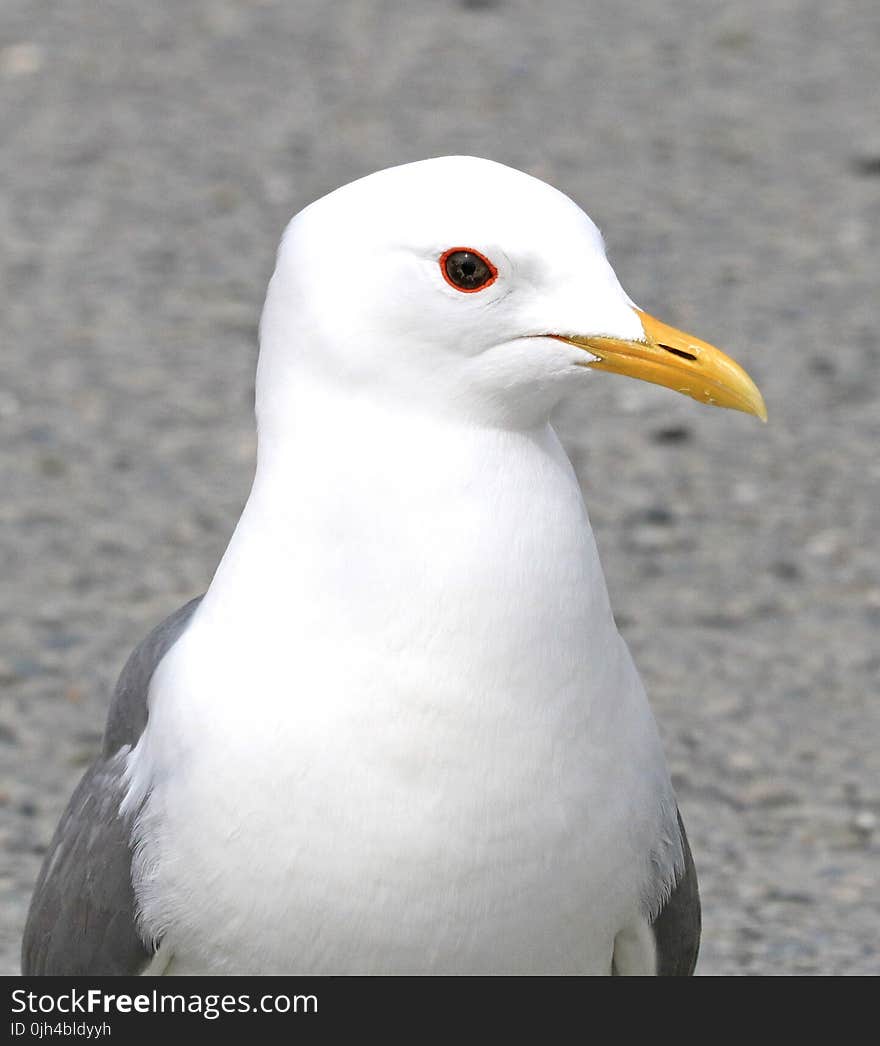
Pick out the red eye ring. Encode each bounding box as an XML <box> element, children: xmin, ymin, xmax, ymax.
<box><xmin>439</xmin><ymin>247</ymin><xmax>498</xmax><ymax>293</ymax></box>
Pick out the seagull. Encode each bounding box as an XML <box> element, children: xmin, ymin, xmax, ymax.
<box><xmin>23</xmin><ymin>156</ymin><xmax>765</xmax><ymax>976</ymax></box>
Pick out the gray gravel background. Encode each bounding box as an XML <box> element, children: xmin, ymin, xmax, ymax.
<box><xmin>2</xmin><ymin>0</ymin><xmax>878</xmax><ymax>976</ymax></box>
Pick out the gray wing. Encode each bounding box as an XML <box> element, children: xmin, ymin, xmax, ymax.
<box><xmin>651</xmin><ymin>809</ymin><xmax>701</xmax><ymax>976</ymax></box>
<box><xmin>21</xmin><ymin>596</ymin><xmax>202</xmax><ymax>975</ymax></box>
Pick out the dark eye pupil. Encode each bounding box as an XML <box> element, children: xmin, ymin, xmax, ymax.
<box><xmin>444</xmin><ymin>250</ymin><xmax>493</xmax><ymax>290</ymax></box>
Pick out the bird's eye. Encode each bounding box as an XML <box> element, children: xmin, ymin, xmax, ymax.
<box><xmin>440</xmin><ymin>248</ymin><xmax>498</xmax><ymax>293</ymax></box>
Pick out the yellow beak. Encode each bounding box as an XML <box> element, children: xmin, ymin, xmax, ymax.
<box><xmin>561</xmin><ymin>309</ymin><xmax>767</xmax><ymax>421</ymax></box>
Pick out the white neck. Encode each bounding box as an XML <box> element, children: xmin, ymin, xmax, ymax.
<box><xmin>197</xmin><ymin>372</ymin><xmax>621</xmax><ymax>718</ymax></box>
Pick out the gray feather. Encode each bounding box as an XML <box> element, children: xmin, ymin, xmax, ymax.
<box><xmin>21</xmin><ymin>596</ymin><xmax>202</xmax><ymax>975</ymax></box>
<box><xmin>651</xmin><ymin>809</ymin><xmax>701</xmax><ymax>976</ymax></box>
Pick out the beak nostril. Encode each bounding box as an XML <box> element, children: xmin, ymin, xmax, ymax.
<box><xmin>659</xmin><ymin>343</ymin><xmax>698</xmax><ymax>362</ymax></box>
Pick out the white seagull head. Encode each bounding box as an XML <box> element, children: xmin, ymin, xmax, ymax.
<box><xmin>257</xmin><ymin>156</ymin><xmax>766</xmax><ymax>430</ymax></box>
